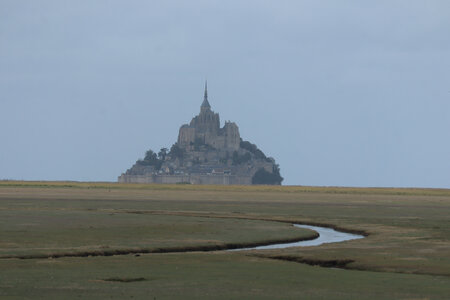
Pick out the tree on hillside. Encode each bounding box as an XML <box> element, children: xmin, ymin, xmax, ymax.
<box><xmin>240</xmin><ymin>140</ymin><xmax>267</xmax><ymax>160</ymax></box>
<box><xmin>232</xmin><ymin>151</ymin><xmax>251</xmax><ymax>165</ymax></box>
<box><xmin>251</xmin><ymin>168</ymin><xmax>283</xmax><ymax>185</ymax></box>
<box><xmin>158</xmin><ymin>148</ymin><xmax>168</xmax><ymax>161</ymax></box>
<box><xmin>137</xmin><ymin>149</ymin><xmax>163</xmax><ymax>170</ymax></box>
<box><xmin>169</xmin><ymin>143</ymin><xmax>185</xmax><ymax>160</ymax></box>
<box><xmin>144</xmin><ymin>150</ymin><xmax>157</xmax><ymax>162</ymax></box>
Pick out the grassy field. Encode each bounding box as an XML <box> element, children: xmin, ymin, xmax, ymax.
<box><xmin>0</xmin><ymin>181</ymin><xmax>449</xmax><ymax>299</ymax></box>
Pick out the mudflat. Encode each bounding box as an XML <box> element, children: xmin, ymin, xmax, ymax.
<box><xmin>0</xmin><ymin>181</ymin><xmax>449</xmax><ymax>299</ymax></box>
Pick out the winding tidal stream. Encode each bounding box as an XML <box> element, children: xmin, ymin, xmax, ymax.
<box><xmin>232</xmin><ymin>224</ymin><xmax>364</xmax><ymax>251</ymax></box>
<box><xmin>2</xmin><ymin>223</ymin><xmax>365</xmax><ymax>260</ymax></box>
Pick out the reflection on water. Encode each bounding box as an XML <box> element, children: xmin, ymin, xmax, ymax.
<box><xmin>232</xmin><ymin>224</ymin><xmax>364</xmax><ymax>251</ymax></box>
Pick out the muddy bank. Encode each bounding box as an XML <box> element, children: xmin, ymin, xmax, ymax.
<box><xmin>2</xmin><ymin>224</ymin><xmax>365</xmax><ymax>260</ymax></box>
<box><xmin>1</xmin><ymin>232</ymin><xmax>319</xmax><ymax>260</ymax></box>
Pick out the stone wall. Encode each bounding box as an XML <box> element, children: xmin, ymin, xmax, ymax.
<box><xmin>178</xmin><ymin>126</ymin><xmax>196</xmax><ymax>146</ymax></box>
<box><xmin>118</xmin><ymin>174</ymin><xmax>252</xmax><ymax>185</ymax></box>
<box><xmin>223</xmin><ymin>122</ymin><xmax>240</xmax><ymax>150</ymax></box>
<box><xmin>177</xmin><ymin>105</ymin><xmax>241</xmax><ymax>152</ymax></box>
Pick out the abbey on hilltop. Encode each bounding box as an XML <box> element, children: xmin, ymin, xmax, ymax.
<box><xmin>118</xmin><ymin>82</ymin><xmax>283</xmax><ymax>185</ymax></box>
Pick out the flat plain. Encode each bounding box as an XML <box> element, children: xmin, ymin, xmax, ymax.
<box><xmin>0</xmin><ymin>181</ymin><xmax>449</xmax><ymax>299</ymax></box>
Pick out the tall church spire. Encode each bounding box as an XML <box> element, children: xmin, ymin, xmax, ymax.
<box><xmin>201</xmin><ymin>80</ymin><xmax>211</xmax><ymax>110</ymax></box>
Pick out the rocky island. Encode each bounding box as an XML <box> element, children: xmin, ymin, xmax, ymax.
<box><xmin>118</xmin><ymin>83</ymin><xmax>283</xmax><ymax>185</ymax></box>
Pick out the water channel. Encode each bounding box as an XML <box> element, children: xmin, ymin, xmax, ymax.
<box><xmin>232</xmin><ymin>224</ymin><xmax>364</xmax><ymax>251</ymax></box>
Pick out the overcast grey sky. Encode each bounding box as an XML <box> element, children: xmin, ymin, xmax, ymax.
<box><xmin>1</xmin><ymin>1</ymin><xmax>449</xmax><ymax>187</ymax></box>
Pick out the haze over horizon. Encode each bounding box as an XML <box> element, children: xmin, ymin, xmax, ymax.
<box><xmin>1</xmin><ymin>1</ymin><xmax>449</xmax><ymax>188</ymax></box>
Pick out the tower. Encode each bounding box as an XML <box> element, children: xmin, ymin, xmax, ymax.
<box><xmin>200</xmin><ymin>81</ymin><xmax>211</xmax><ymax>113</ymax></box>
<box><xmin>192</xmin><ymin>81</ymin><xmax>220</xmax><ymax>136</ymax></box>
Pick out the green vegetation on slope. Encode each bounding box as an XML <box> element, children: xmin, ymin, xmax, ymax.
<box><xmin>252</xmin><ymin>166</ymin><xmax>283</xmax><ymax>185</ymax></box>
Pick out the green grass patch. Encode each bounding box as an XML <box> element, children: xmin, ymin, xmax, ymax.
<box><xmin>0</xmin><ymin>182</ymin><xmax>449</xmax><ymax>298</ymax></box>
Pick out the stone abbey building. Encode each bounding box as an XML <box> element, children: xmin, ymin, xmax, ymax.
<box><xmin>118</xmin><ymin>83</ymin><xmax>283</xmax><ymax>185</ymax></box>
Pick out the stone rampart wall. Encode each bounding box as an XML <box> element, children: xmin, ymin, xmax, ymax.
<box><xmin>118</xmin><ymin>174</ymin><xmax>252</xmax><ymax>185</ymax></box>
